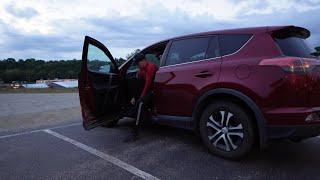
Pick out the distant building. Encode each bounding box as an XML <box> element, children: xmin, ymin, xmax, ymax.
<box><xmin>36</xmin><ymin>79</ymin><xmax>77</xmax><ymax>84</ymax></box>
<box><xmin>48</xmin><ymin>80</ymin><xmax>78</xmax><ymax>88</ymax></box>
<box><xmin>18</xmin><ymin>79</ymin><xmax>79</xmax><ymax>89</ymax></box>
<box><xmin>22</xmin><ymin>83</ymin><xmax>48</xmax><ymax>88</ymax></box>
<box><xmin>36</xmin><ymin>79</ymin><xmax>57</xmax><ymax>84</ymax></box>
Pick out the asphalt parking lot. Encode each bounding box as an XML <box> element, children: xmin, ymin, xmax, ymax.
<box><xmin>1</xmin><ymin>93</ymin><xmax>320</xmax><ymax>180</ymax></box>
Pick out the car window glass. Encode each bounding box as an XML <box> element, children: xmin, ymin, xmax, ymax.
<box><xmin>206</xmin><ymin>36</ymin><xmax>220</xmax><ymax>59</ymax></box>
<box><xmin>127</xmin><ymin>61</ymin><xmax>139</xmax><ymax>72</ymax></box>
<box><xmin>219</xmin><ymin>35</ymin><xmax>252</xmax><ymax>56</ymax></box>
<box><xmin>146</xmin><ymin>54</ymin><xmax>160</xmax><ymax>67</ymax></box>
<box><xmin>127</xmin><ymin>53</ymin><xmax>160</xmax><ymax>73</ymax></box>
<box><xmin>275</xmin><ymin>37</ymin><xmax>313</xmax><ymax>58</ymax></box>
<box><xmin>87</xmin><ymin>44</ymin><xmax>114</xmax><ymax>73</ymax></box>
<box><xmin>165</xmin><ymin>37</ymin><xmax>210</xmax><ymax>66</ymax></box>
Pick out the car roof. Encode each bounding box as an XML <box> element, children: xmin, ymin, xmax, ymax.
<box><xmin>120</xmin><ymin>25</ymin><xmax>307</xmax><ymax>69</ymax></box>
<box><xmin>148</xmin><ymin>25</ymin><xmax>297</xmax><ymax>46</ymax></box>
<box><xmin>178</xmin><ymin>26</ymin><xmax>301</xmax><ymax>38</ymax></box>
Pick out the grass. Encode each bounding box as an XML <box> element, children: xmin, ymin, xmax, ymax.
<box><xmin>0</xmin><ymin>88</ymin><xmax>78</xmax><ymax>93</ymax></box>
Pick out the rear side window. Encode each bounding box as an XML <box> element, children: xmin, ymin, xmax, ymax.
<box><xmin>165</xmin><ymin>37</ymin><xmax>210</xmax><ymax>66</ymax></box>
<box><xmin>275</xmin><ymin>37</ymin><xmax>313</xmax><ymax>58</ymax></box>
<box><xmin>219</xmin><ymin>34</ymin><xmax>252</xmax><ymax>56</ymax></box>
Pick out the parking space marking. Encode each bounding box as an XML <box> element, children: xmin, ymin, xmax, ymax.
<box><xmin>0</xmin><ymin>122</ymin><xmax>81</xmax><ymax>139</ymax></box>
<box><xmin>0</xmin><ymin>129</ymin><xmax>43</xmax><ymax>139</ymax></box>
<box><xmin>43</xmin><ymin>129</ymin><xmax>160</xmax><ymax>180</ymax></box>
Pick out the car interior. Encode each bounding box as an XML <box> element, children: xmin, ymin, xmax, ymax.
<box><xmin>82</xmin><ymin>39</ymin><xmax>169</xmax><ymax>129</ymax></box>
<box><xmin>121</xmin><ymin>41</ymin><xmax>169</xmax><ymax>113</ymax></box>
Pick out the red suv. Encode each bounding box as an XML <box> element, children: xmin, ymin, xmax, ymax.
<box><xmin>78</xmin><ymin>25</ymin><xmax>320</xmax><ymax>159</ymax></box>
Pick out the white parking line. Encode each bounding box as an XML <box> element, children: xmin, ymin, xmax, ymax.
<box><xmin>0</xmin><ymin>129</ymin><xmax>43</xmax><ymax>139</ymax></box>
<box><xmin>43</xmin><ymin>129</ymin><xmax>160</xmax><ymax>180</ymax></box>
<box><xmin>0</xmin><ymin>122</ymin><xmax>81</xmax><ymax>139</ymax></box>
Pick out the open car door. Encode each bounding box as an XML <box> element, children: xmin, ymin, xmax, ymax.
<box><xmin>79</xmin><ymin>36</ymin><xmax>122</xmax><ymax>130</ymax></box>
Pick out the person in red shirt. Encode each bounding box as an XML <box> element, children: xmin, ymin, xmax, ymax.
<box><xmin>124</xmin><ymin>52</ymin><xmax>158</xmax><ymax>142</ymax></box>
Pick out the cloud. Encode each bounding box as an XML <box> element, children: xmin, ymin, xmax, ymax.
<box><xmin>0</xmin><ymin>0</ymin><xmax>319</xmax><ymax>60</ymax></box>
<box><xmin>0</xmin><ymin>19</ymin><xmax>80</xmax><ymax>60</ymax></box>
<box><xmin>237</xmin><ymin>6</ymin><xmax>320</xmax><ymax>47</ymax></box>
<box><xmin>5</xmin><ymin>4</ymin><xmax>38</xmax><ymax>19</ymax></box>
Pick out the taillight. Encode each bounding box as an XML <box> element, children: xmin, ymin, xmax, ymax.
<box><xmin>259</xmin><ymin>57</ymin><xmax>318</xmax><ymax>74</ymax></box>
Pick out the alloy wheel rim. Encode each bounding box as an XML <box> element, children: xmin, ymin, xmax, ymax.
<box><xmin>206</xmin><ymin>110</ymin><xmax>244</xmax><ymax>152</ymax></box>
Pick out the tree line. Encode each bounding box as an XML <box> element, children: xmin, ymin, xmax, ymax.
<box><xmin>0</xmin><ymin>57</ymin><xmax>126</xmax><ymax>83</ymax></box>
<box><xmin>311</xmin><ymin>46</ymin><xmax>320</xmax><ymax>57</ymax></box>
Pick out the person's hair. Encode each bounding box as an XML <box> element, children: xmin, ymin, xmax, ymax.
<box><xmin>134</xmin><ymin>52</ymin><xmax>145</xmax><ymax>63</ymax></box>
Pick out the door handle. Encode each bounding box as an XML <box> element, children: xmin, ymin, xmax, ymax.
<box><xmin>194</xmin><ymin>71</ymin><xmax>213</xmax><ymax>78</ymax></box>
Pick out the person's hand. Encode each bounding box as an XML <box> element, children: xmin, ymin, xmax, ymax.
<box><xmin>130</xmin><ymin>98</ymin><xmax>135</xmax><ymax>105</ymax></box>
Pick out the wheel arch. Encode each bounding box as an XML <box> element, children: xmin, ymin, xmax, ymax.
<box><xmin>192</xmin><ymin>88</ymin><xmax>267</xmax><ymax>148</ymax></box>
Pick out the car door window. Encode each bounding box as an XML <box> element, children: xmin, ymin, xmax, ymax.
<box><xmin>206</xmin><ymin>36</ymin><xmax>220</xmax><ymax>59</ymax></box>
<box><xmin>87</xmin><ymin>44</ymin><xmax>115</xmax><ymax>73</ymax></box>
<box><xmin>146</xmin><ymin>54</ymin><xmax>160</xmax><ymax>67</ymax></box>
<box><xmin>127</xmin><ymin>61</ymin><xmax>139</xmax><ymax>73</ymax></box>
<box><xmin>127</xmin><ymin>53</ymin><xmax>160</xmax><ymax>73</ymax></box>
<box><xmin>165</xmin><ymin>37</ymin><xmax>210</xmax><ymax>66</ymax></box>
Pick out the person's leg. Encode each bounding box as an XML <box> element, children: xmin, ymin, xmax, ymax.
<box><xmin>123</xmin><ymin>101</ymin><xmax>144</xmax><ymax>142</ymax></box>
<box><xmin>132</xmin><ymin>92</ymin><xmax>153</xmax><ymax>135</ymax></box>
<box><xmin>124</xmin><ymin>77</ymin><xmax>144</xmax><ymax>118</ymax></box>
<box><xmin>133</xmin><ymin>100</ymin><xmax>144</xmax><ymax>134</ymax></box>
<box><xmin>123</xmin><ymin>92</ymin><xmax>152</xmax><ymax>142</ymax></box>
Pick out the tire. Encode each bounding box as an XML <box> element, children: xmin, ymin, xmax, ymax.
<box><xmin>102</xmin><ymin>119</ymin><xmax>119</xmax><ymax>128</ymax></box>
<box><xmin>199</xmin><ymin>101</ymin><xmax>255</xmax><ymax>160</ymax></box>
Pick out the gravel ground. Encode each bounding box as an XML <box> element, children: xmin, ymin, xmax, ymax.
<box><xmin>0</xmin><ymin>93</ymin><xmax>81</xmax><ymax>133</ymax></box>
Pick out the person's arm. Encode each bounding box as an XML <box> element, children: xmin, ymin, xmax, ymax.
<box><xmin>140</xmin><ymin>65</ymin><xmax>156</xmax><ymax>98</ymax></box>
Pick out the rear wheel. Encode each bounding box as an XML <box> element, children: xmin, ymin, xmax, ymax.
<box><xmin>199</xmin><ymin>101</ymin><xmax>255</xmax><ymax>160</ymax></box>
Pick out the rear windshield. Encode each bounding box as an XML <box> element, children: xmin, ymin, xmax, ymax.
<box><xmin>275</xmin><ymin>37</ymin><xmax>314</xmax><ymax>58</ymax></box>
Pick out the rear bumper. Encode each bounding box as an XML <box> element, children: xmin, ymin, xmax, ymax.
<box><xmin>264</xmin><ymin>107</ymin><xmax>320</xmax><ymax>141</ymax></box>
<box><xmin>264</xmin><ymin>107</ymin><xmax>320</xmax><ymax>125</ymax></box>
<box><xmin>267</xmin><ymin>124</ymin><xmax>320</xmax><ymax>140</ymax></box>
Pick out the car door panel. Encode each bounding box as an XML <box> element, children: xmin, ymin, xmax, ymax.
<box><xmin>154</xmin><ymin>36</ymin><xmax>221</xmax><ymax>117</ymax></box>
<box><xmin>154</xmin><ymin>60</ymin><xmax>221</xmax><ymax>116</ymax></box>
<box><xmin>79</xmin><ymin>36</ymin><xmax>121</xmax><ymax>130</ymax></box>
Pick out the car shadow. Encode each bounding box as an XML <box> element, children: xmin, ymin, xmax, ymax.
<box><xmin>117</xmin><ymin>118</ymin><xmax>320</xmax><ymax>165</ymax></box>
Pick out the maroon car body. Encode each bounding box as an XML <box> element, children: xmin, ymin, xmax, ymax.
<box><xmin>78</xmin><ymin>25</ymin><xmax>320</xmax><ymax>159</ymax></box>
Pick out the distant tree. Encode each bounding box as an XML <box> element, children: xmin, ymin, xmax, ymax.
<box><xmin>311</xmin><ymin>46</ymin><xmax>320</xmax><ymax>57</ymax></box>
<box><xmin>126</xmin><ymin>49</ymin><xmax>141</xmax><ymax>60</ymax></box>
<box><xmin>0</xmin><ymin>58</ymin><xmax>82</xmax><ymax>83</ymax></box>
<box><xmin>0</xmin><ymin>56</ymin><xmax>133</xmax><ymax>83</ymax></box>
<box><xmin>7</xmin><ymin>58</ymin><xmax>16</xmax><ymax>62</ymax></box>
<box><xmin>115</xmin><ymin>57</ymin><xmax>126</xmax><ymax>65</ymax></box>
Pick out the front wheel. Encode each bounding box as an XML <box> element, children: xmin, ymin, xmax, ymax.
<box><xmin>199</xmin><ymin>101</ymin><xmax>255</xmax><ymax>160</ymax></box>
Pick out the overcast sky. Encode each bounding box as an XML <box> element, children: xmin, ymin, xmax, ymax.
<box><xmin>0</xmin><ymin>0</ymin><xmax>319</xmax><ymax>60</ymax></box>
